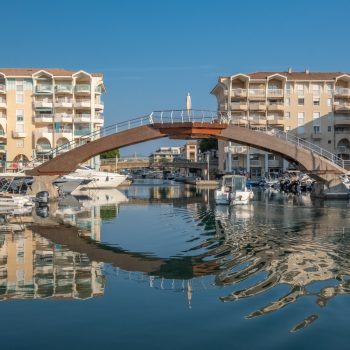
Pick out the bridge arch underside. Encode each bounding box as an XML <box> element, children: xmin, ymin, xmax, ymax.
<box><xmin>28</xmin><ymin>123</ymin><xmax>345</xmax><ymax>183</ymax></box>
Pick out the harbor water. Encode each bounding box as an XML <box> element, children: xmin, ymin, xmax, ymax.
<box><xmin>0</xmin><ymin>185</ymin><xmax>350</xmax><ymax>349</ymax></box>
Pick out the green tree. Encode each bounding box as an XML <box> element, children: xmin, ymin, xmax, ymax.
<box><xmin>199</xmin><ymin>138</ymin><xmax>218</xmax><ymax>153</ymax></box>
<box><xmin>100</xmin><ymin>149</ymin><xmax>120</xmax><ymax>159</ymax></box>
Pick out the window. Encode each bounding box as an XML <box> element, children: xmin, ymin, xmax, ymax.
<box><xmin>326</xmin><ymin>83</ymin><xmax>333</xmax><ymax>94</ymax></box>
<box><xmin>284</xmin><ymin>112</ymin><xmax>290</xmax><ymax>119</ymax></box>
<box><xmin>285</xmin><ymin>98</ymin><xmax>290</xmax><ymax>106</ymax></box>
<box><xmin>296</xmin><ymin>83</ymin><xmax>305</xmax><ymax>95</ymax></box>
<box><xmin>327</xmin><ymin>98</ymin><xmax>332</xmax><ymax>107</ymax></box>
<box><xmin>298</xmin><ymin>98</ymin><xmax>304</xmax><ymax>105</ymax></box>
<box><xmin>285</xmin><ymin>82</ymin><xmax>292</xmax><ymax>94</ymax></box>
<box><xmin>313</xmin><ymin>97</ymin><xmax>320</xmax><ymax>106</ymax></box>
<box><xmin>16</xmin><ymin>93</ymin><xmax>24</xmax><ymax>104</ymax></box>
<box><xmin>16</xmin><ymin>109</ymin><xmax>24</xmax><ymax>122</ymax></box>
<box><xmin>313</xmin><ymin>125</ymin><xmax>320</xmax><ymax>134</ymax></box>
<box><xmin>312</xmin><ymin>83</ymin><xmax>321</xmax><ymax>95</ymax></box>
<box><xmin>328</xmin><ymin>126</ymin><xmax>332</xmax><ymax>132</ymax></box>
<box><xmin>16</xmin><ymin>80</ymin><xmax>24</xmax><ymax>92</ymax></box>
<box><xmin>328</xmin><ymin>140</ymin><xmax>331</xmax><ymax>144</ymax></box>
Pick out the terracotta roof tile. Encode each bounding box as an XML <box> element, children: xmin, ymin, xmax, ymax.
<box><xmin>0</xmin><ymin>68</ymin><xmax>102</xmax><ymax>77</ymax></box>
<box><xmin>246</xmin><ymin>71</ymin><xmax>348</xmax><ymax>81</ymax></box>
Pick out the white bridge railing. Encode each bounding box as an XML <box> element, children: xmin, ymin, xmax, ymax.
<box><xmin>25</xmin><ymin>109</ymin><xmax>347</xmax><ymax>171</ymax></box>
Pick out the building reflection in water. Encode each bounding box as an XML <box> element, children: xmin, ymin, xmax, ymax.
<box><xmin>0</xmin><ymin>229</ymin><xmax>105</xmax><ymax>301</ymax></box>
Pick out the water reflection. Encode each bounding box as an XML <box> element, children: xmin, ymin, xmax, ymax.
<box><xmin>1</xmin><ymin>185</ymin><xmax>350</xmax><ymax>334</ymax></box>
<box><xmin>0</xmin><ymin>229</ymin><xmax>104</xmax><ymax>301</ymax></box>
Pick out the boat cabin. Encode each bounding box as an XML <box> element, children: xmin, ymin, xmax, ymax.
<box><xmin>222</xmin><ymin>175</ymin><xmax>247</xmax><ymax>192</ymax></box>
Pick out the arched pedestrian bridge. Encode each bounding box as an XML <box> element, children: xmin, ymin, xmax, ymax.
<box><xmin>27</xmin><ymin>110</ymin><xmax>348</xmax><ymax>185</ymax></box>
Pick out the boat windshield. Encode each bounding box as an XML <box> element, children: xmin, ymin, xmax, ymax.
<box><xmin>223</xmin><ymin>176</ymin><xmax>246</xmax><ymax>191</ymax></box>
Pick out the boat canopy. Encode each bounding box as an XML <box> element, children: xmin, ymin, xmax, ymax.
<box><xmin>222</xmin><ymin>175</ymin><xmax>246</xmax><ymax>191</ymax></box>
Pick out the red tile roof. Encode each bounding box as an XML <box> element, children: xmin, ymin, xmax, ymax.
<box><xmin>245</xmin><ymin>71</ymin><xmax>348</xmax><ymax>81</ymax></box>
<box><xmin>0</xmin><ymin>68</ymin><xmax>102</xmax><ymax>77</ymax></box>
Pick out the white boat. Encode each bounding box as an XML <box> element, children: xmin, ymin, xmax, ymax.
<box><xmin>215</xmin><ymin>175</ymin><xmax>254</xmax><ymax>205</ymax></box>
<box><xmin>55</xmin><ymin>166</ymin><xmax>127</xmax><ymax>194</ymax></box>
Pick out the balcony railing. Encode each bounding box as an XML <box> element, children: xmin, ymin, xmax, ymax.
<box><xmin>34</xmin><ymin>100</ymin><xmax>53</xmax><ymax>108</ymax></box>
<box><xmin>75</xmin><ymin>84</ymin><xmax>91</xmax><ymax>93</ymax></box>
<box><xmin>268</xmin><ymin>159</ymin><xmax>281</xmax><ymax>167</ymax></box>
<box><xmin>0</xmin><ymin>84</ymin><xmax>6</xmax><ymax>93</ymax></box>
<box><xmin>55</xmin><ymin>128</ymin><xmax>73</xmax><ymax>134</ymax></box>
<box><xmin>95</xmin><ymin>101</ymin><xmax>104</xmax><ymax>109</ymax></box>
<box><xmin>267</xmin><ymin>102</ymin><xmax>284</xmax><ymax>111</ymax></box>
<box><xmin>231</xmin><ymin>88</ymin><xmax>247</xmax><ymax>97</ymax></box>
<box><xmin>55</xmin><ymin>84</ymin><xmax>73</xmax><ymax>93</ymax></box>
<box><xmin>335</xmin><ymin>87</ymin><xmax>350</xmax><ymax>96</ymax></box>
<box><xmin>74</xmin><ymin>129</ymin><xmax>91</xmax><ymax>136</ymax></box>
<box><xmin>36</xmin><ymin>144</ymin><xmax>52</xmax><ymax>152</ymax></box>
<box><xmin>249</xmin><ymin>102</ymin><xmax>266</xmax><ymax>110</ymax></box>
<box><xmin>34</xmin><ymin>114</ymin><xmax>54</xmax><ymax>123</ymax></box>
<box><xmin>249</xmin><ymin>89</ymin><xmax>265</xmax><ymax>97</ymax></box>
<box><xmin>267</xmin><ymin>89</ymin><xmax>283</xmax><ymax>97</ymax></box>
<box><xmin>231</xmin><ymin>102</ymin><xmax>248</xmax><ymax>110</ymax></box>
<box><xmin>334</xmin><ymin>115</ymin><xmax>350</xmax><ymax>124</ymax></box>
<box><xmin>311</xmin><ymin>132</ymin><xmax>323</xmax><ymax>139</ymax></box>
<box><xmin>250</xmin><ymin>160</ymin><xmax>261</xmax><ymax>167</ymax></box>
<box><xmin>56</xmin><ymin>114</ymin><xmax>73</xmax><ymax>122</ymax></box>
<box><xmin>0</xmin><ymin>99</ymin><xmax>6</xmax><ymax>108</ymax></box>
<box><xmin>74</xmin><ymin>100</ymin><xmax>91</xmax><ymax>108</ymax></box>
<box><xmin>334</xmin><ymin>102</ymin><xmax>350</xmax><ymax>113</ymax></box>
<box><xmin>36</xmin><ymin>84</ymin><xmax>53</xmax><ymax>93</ymax></box>
<box><xmin>0</xmin><ymin>144</ymin><xmax>5</xmax><ymax>151</ymax></box>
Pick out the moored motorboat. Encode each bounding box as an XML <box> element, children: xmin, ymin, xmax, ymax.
<box><xmin>215</xmin><ymin>175</ymin><xmax>254</xmax><ymax>205</ymax></box>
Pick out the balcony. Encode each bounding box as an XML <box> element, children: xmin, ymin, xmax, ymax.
<box><xmin>224</xmin><ymin>145</ymin><xmax>247</xmax><ymax>154</ymax></box>
<box><xmin>311</xmin><ymin>132</ymin><xmax>323</xmax><ymax>140</ymax></box>
<box><xmin>248</xmin><ymin>89</ymin><xmax>265</xmax><ymax>98</ymax></box>
<box><xmin>267</xmin><ymin>89</ymin><xmax>283</xmax><ymax>97</ymax></box>
<box><xmin>0</xmin><ymin>84</ymin><xmax>6</xmax><ymax>93</ymax></box>
<box><xmin>268</xmin><ymin>159</ymin><xmax>281</xmax><ymax>168</ymax></box>
<box><xmin>248</xmin><ymin>115</ymin><xmax>266</xmax><ymax>123</ymax></box>
<box><xmin>34</xmin><ymin>100</ymin><xmax>53</xmax><ymax>109</ymax></box>
<box><xmin>34</xmin><ymin>114</ymin><xmax>54</xmax><ymax>123</ymax></box>
<box><xmin>0</xmin><ymin>144</ymin><xmax>5</xmax><ymax>153</ymax></box>
<box><xmin>0</xmin><ymin>99</ymin><xmax>6</xmax><ymax>109</ymax></box>
<box><xmin>231</xmin><ymin>88</ymin><xmax>247</xmax><ymax>98</ymax></box>
<box><xmin>95</xmin><ymin>101</ymin><xmax>104</xmax><ymax>110</ymax></box>
<box><xmin>56</xmin><ymin>114</ymin><xmax>73</xmax><ymax>123</ymax></box>
<box><xmin>55</xmin><ymin>98</ymin><xmax>73</xmax><ymax>108</ymax></box>
<box><xmin>55</xmin><ymin>128</ymin><xmax>73</xmax><ymax>137</ymax></box>
<box><xmin>34</xmin><ymin>128</ymin><xmax>53</xmax><ymax>140</ymax></box>
<box><xmin>335</xmin><ymin>87</ymin><xmax>350</xmax><ymax>97</ymax></box>
<box><xmin>95</xmin><ymin>86</ymin><xmax>103</xmax><ymax>94</ymax></box>
<box><xmin>75</xmin><ymin>84</ymin><xmax>91</xmax><ymax>94</ymax></box>
<box><xmin>334</xmin><ymin>115</ymin><xmax>350</xmax><ymax>124</ymax></box>
<box><xmin>74</xmin><ymin>129</ymin><xmax>91</xmax><ymax>137</ymax></box>
<box><xmin>267</xmin><ymin>115</ymin><xmax>283</xmax><ymax>123</ymax></box>
<box><xmin>231</xmin><ymin>102</ymin><xmax>248</xmax><ymax>111</ymax></box>
<box><xmin>334</xmin><ymin>102</ymin><xmax>350</xmax><ymax>113</ymax></box>
<box><xmin>35</xmin><ymin>84</ymin><xmax>53</xmax><ymax>94</ymax></box>
<box><xmin>337</xmin><ymin>146</ymin><xmax>350</xmax><ymax>155</ymax></box>
<box><xmin>267</xmin><ymin>102</ymin><xmax>284</xmax><ymax>111</ymax></box>
<box><xmin>249</xmin><ymin>102</ymin><xmax>266</xmax><ymax>111</ymax></box>
<box><xmin>74</xmin><ymin>114</ymin><xmax>91</xmax><ymax>123</ymax></box>
<box><xmin>55</xmin><ymin>84</ymin><xmax>73</xmax><ymax>93</ymax></box>
<box><xmin>250</xmin><ymin>159</ymin><xmax>262</xmax><ymax>167</ymax></box>
<box><xmin>74</xmin><ymin>100</ymin><xmax>91</xmax><ymax>108</ymax></box>
<box><xmin>94</xmin><ymin>115</ymin><xmax>104</xmax><ymax>124</ymax></box>
<box><xmin>36</xmin><ymin>144</ymin><xmax>52</xmax><ymax>154</ymax></box>
<box><xmin>12</xmin><ymin>130</ymin><xmax>26</xmax><ymax>138</ymax></box>
<box><xmin>219</xmin><ymin>103</ymin><xmax>227</xmax><ymax>110</ymax></box>
<box><xmin>0</xmin><ymin>129</ymin><xmax>6</xmax><ymax>139</ymax></box>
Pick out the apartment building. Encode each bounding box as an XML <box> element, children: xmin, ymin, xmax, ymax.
<box><xmin>180</xmin><ymin>141</ymin><xmax>198</xmax><ymax>162</ymax></box>
<box><xmin>0</xmin><ymin>68</ymin><xmax>105</xmax><ymax>168</ymax></box>
<box><xmin>149</xmin><ymin>147</ymin><xmax>181</xmax><ymax>163</ymax></box>
<box><xmin>211</xmin><ymin>69</ymin><xmax>350</xmax><ymax>177</ymax></box>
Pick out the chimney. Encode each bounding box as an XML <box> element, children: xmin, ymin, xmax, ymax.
<box><xmin>288</xmin><ymin>67</ymin><xmax>292</xmax><ymax>74</ymax></box>
<box><xmin>305</xmin><ymin>69</ymin><xmax>310</xmax><ymax>74</ymax></box>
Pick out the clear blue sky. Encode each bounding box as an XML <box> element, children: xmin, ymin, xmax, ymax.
<box><xmin>3</xmin><ymin>0</ymin><xmax>350</xmax><ymax>155</ymax></box>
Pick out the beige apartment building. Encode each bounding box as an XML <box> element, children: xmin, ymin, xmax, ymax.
<box><xmin>211</xmin><ymin>69</ymin><xmax>350</xmax><ymax>177</ymax></box>
<box><xmin>0</xmin><ymin>68</ymin><xmax>105</xmax><ymax>170</ymax></box>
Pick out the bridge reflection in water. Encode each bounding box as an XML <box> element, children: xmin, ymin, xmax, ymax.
<box><xmin>1</xmin><ymin>185</ymin><xmax>350</xmax><ymax>333</ymax></box>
